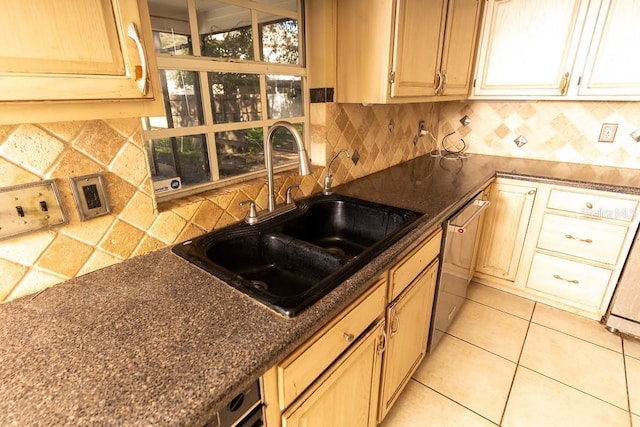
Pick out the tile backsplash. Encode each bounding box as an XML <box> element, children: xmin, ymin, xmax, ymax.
<box><xmin>0</xmin><ymin>102</ymin><xmax>439</xmax><ymax>302</ymax></box>
<box><xmin>2</xmin><ymin>99</ymin><xmax>638</xmax><ymax>301</ymax></box>
<box><xmin>438</xmin><ymin>101</ymin><xmax>640</xmax><ymax>169</ymax></box>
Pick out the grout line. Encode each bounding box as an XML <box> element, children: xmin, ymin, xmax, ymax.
<box><xmin>408</xmin><ymin>378</ymin><xmax>499</xmax><ymax>426</ymax></box>
<box><xmin>622</xmin><ymin>340</ymin><xmax>634</xmax><ymax>427</ymax></box>
<box><xmin>498</xmin><ymin>301</ymin><xmax>536</xmax><ymax>426</ymax></box>
<box><xmin>530</xmin><ymin>321</ymin><xmax>623</xmax><ymax>354</ymax></box>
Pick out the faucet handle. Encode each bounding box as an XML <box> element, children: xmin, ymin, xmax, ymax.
<box><xmin>286</xmin><ymin>185</ymin><xmax>300</xmax><ymax>204</ymax></box>
<box><xmin>239</xmin><ymin>200</ymin><xmax>258</xmax><ymax>225</ymax></box>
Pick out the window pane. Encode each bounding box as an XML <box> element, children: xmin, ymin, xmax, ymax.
<box><xmin>148</xmin><ymin>0</ymin><xmax>193</xmax><ymax>55</ymax></box>
<box><xmin>148</xmin><ymin>70</ymin><xmax>204</xmax><ymax>130</ymax></box>
<box><xmin>209</xmin><ymin>72</ymin><xmax>262</xmax><ymax>123</ymax></box>
<box><xmin>153</xmin><ymin>31</ymin><xmax>192</xmax><ymax>56</ymax></box>
<box><xmin>258</xmin><ymin>14</ymin><xmax>299</xmax><ymax>64</ymax></box>
<box><xmin>198</xmin><ymin>0</ymin><xmax>254</xmax><ymax>60</ymax></box>
<box><xmin>147</xmin><ymin>135</ymin><xmax>211</xmax><ymax>186</ymax></box>
<box><xmin>267</xmin><ymin>75</ymin><xmax>303</xmax><ymax>119</ymax></box>
<box><xmin>216</xmin><ymin>128</ymin><xmax>264</xmax><ymax>179</ymax></box>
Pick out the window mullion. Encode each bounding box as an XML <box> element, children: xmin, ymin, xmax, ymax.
<box><xmin>187</xmin><ymin>0</ymin><xmax>201</xmax><ymax>57</ymax></box>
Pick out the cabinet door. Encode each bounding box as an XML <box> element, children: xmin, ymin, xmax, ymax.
<box><xmin>476</xmin><ymin>182</ymin><xmax>537</xmax><ymax>281</ymax></box>
<box><xmin>391</xmin><ymin>0</ymin><xmax>447</xmax><ymax>98</ymax></box>
<box><xmin>438</xmin><ymin>0</ymin><xmax>482</xmax><ymax>96</ymax></box>
<box><xmin>577</xmin><ymin>0</ymin><xmax>640</xmax><ymax>97</ymax></box>
<box><xmin>282</xmin><ymin>321</ymin><xmax>385</xmax><ymax>427</ymax></box>
<box><xmin>473</xmin><ymin>0</ymin><xmax>590</xmax><ymax>97</ymax></box>
<box><xmin>0</xmin><ymin>0</ymin><xmax>161</xmax><ymax>122</ymax></box>
<box><xmin>379</xmin><ymin>260</ymin><xmax>438</xmax><ymax>421</ymax></box>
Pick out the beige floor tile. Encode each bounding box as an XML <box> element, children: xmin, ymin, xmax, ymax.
<box><xmin>633</xmin><ymin>413</ymin><xmax>640</xmax><ymax>427</ymax></box>
<box><xmin>447</xmin><ymin>299</ymin><xmax>529</xmax><ymax>362</ymax></box>
<box><xmin>532</xmin><ymin>303</ymin><xmax>622</xmax><ymax>352</ymax></box>
<box><xmin>503</xmin><ymin>367</ymin><xmax>630</xmax><ymax>427</ymax></box>
<box><xmin>625</xmin><ymin>337</ymin><xmax>640</xmax><ymax>360</ymax></box>
<box><xmin>520</xmin><ymin>323</ymin><xmax>628</xmax><ymax>409</ymax></box>
<box><xmin>413</xmin><ymin>334</ymin><xmax>516</xmax><ymax>424</ymax></box>
<box><xmin>627</xmin><ymin>355</ymin><xmax>640</xmax><ymax>416</ymax></box>
<box><xmin>467</xmin><ymin>282</ymin><xmax>535</xmax><ymax>320</ymax></box>
<box><xmin>379</xmin><ymin>380</ymin><xmax>496</xmax><ymax>427</ymax></box>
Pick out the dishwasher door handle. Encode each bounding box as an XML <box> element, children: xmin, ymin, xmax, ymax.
<box><xmin>449</xmin><ymin>200</ymin><xmax>491</xmax><ymax>234</ymax></box>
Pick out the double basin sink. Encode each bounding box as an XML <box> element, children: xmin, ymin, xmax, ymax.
<box><xmin>172</xmin><ymin>194</ymin><xmax>421</xmax><ymax>317</ymax></box>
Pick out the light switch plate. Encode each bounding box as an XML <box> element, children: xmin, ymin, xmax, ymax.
<box><xmin>69</xmin><ymin>173</ymin><xmax>111</xmax><ymax>221</ymax></box>
<box><xmin>0</xmin><ymin>180</ymin><xmax>67</xmax><ymax>240</ymax></box>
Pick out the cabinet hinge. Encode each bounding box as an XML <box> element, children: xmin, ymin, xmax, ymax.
<box><xmin>389</xmin><ymin>71</ymin><xmax>396</xmax><ymax>84</ymax></box>
<box><xmin>473</xmin><ymin>78</ymin><xmax>476</xmax><ymax>88</ymax></box>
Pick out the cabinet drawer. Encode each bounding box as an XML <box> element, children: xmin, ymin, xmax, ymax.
<box><xmin>389</xmin><ymin>229</ymin><xmax>442</xmax><ymax>302</ymax></box>
<box><xmin>277</xmin><ymin>278</ymin><xmax>386</xmax><ymax>409</ymax></box>
<box><xmin>526</xmin><ymin>252</ymin><xmax>612</xmax><ymax>309</ymax></box>
<box><xmin>547</xmin><ymin>189</ymin><xmax>637</xmax><ymax>222</ymax></box>
<box><xmin>537</xmin><ymin>213</ymin><xmax>628</xmax><ymax>264</ymax></box>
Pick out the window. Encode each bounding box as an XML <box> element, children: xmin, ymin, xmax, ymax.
<box><xmin>144</xmin><ymin>0</ymin><xmax>306</xmax><ymax>200</ymax></box>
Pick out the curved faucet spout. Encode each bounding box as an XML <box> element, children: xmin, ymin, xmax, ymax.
<box><xmin>265</xmin><ymin>121</ymin><xmax>311</xmax><ymax>211</ymax></box>
<box><xmin>323</xmin><ymin>149</ymin><xmax>351</xmax><ymax>195</ymax></box>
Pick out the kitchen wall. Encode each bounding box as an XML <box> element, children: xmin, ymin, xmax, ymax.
<box><xmin>0</xmin><ymin>101</ymin><xmax>439</xmax><ymax>302</ymax></box>
<box><xmin>438</xmin><ymin>101</ymin><xmax>640</xmax><ymax>169</ymax></box>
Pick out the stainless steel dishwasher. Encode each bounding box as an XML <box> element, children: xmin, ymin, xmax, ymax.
<box><xmin>428</xmin><ymin>192</ymin><xmax>490</xmax><ymax>353</ymax></box>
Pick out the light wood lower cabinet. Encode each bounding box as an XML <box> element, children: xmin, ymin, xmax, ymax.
<box><xmin>263</xmin><ymin>229</ymin><xmax>442</xmax><ymax>426</ymax></box>
<box><xmin>378</xmin><ymin>259</ymin><xmax>438</xmax><ymax>421</ymax></box>
<box><xmin>474</xmin><ymin>179</ymin><xmax>640</xmax><ymax>319</ymax></box>
<box><xmin>262</xmin><ymin>277</ymin><xmax>387</xmax><ymax>427</ymax></box>
<box><xmin>475</xmin><ymin>179</ymin><xmax>537</xmax><ymax>281</ymax></box>
<box><xmin>281</xmin><ymin>320</ymin><xmax>385</xmax><ymax>427</ymax></box>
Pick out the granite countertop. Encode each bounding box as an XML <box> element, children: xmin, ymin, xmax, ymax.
<box><xmin>1</xmin><ymin>154</ymin><xmax>639</xmax><ymax>426</ymax></box>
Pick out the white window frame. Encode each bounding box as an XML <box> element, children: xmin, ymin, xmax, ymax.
<box><xmin>144</xmin><ymin>0</ymin><xmax>308</xmax><ymax>202</ymax></box>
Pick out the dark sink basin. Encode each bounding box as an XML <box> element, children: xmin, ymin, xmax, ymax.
<box><xmin>172</xmin><ymin>194</ymin><xmax>421</xmax><ymax>317</ymax></box>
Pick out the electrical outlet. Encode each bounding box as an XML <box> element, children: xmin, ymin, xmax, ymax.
<box><xmin>599</xmin><ymin>123</ymin><xmax>618</xmax><ymax>142</ymax></box>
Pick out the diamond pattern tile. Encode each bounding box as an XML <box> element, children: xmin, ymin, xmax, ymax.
<box><xmin>1</xmin><ymin>99</ymin><xmax>639</xmax><ymax>302</ymax></box>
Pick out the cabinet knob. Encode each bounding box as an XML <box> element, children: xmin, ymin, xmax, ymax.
<box><xmin>527</xmin><ymin>190</ymin><xmax>536</xmax><ymax>195</ymax></box>
<box><xmin>586</xmin><ymin>202</ymin><xmax>594</xmax><ymax>209</ymax></box>
<box><xmin>343</xmin><ymin>332</ymin><xmax>355</xmax><ymax>343</ymax></box>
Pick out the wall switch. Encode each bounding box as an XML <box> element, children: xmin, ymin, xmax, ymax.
<box><xmin>0</xmin><ymin>180</ymin><xmax>67</xmax><ymax>240</ymax></box>
<box><xmin>599</xmin><ymin>123</ymin><xmax>618</xmax><ymax>142</ymax></box>
<box><xmin>70</xmin><ymin>173</ymin><xmax>111</xmax><ymax>221</ymax></box>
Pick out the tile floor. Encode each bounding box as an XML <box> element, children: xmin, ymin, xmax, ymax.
<box><xmin>380</xmin><ymin>282</ymin><xmax>640</xmax><ymax>427</ymax></box>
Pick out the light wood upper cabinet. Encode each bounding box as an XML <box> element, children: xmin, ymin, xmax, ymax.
<box><xmin>576</xmin><ymin>0</ymin><xmax>640</xmax><ymax>97</ymax></box>
<box><xmin>472</xmin><ymin>0</ymin><xmax>640</xmax><ymax>100</ymax></box>
<box><xmin>0</xmin><ymin>0</ymin><xmax>163</xmax><ymax>124</ymax></box>
<box><xmin>336</xmin><ymin>0</ymin><xmax>482</xmax><ymax>103</ymax></box>
<box><xmin>473</xmin><ymin>0</ymin><xmax>589</xmax><ymax>98</ymax></box>
<box><xmin>390</xmin><ymin>0</ymin><xmax>448</xmax><ymax>98</ymax></box>
<box><xmin>438</xmin><ymin>0</ymin><xmax>484</xmax><ymax>97</ymax></box>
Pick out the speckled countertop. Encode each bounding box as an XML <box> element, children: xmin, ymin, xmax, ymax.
<box><xmin>1</xmin><ymin>154</ymin><xmax>639</xmax><ymax>426</ymax></box>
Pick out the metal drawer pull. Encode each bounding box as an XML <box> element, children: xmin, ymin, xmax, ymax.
<box><xmin>565</xmin><ymin>234</ymin><xmax>593</xmax><ymax>243</ymax></box>
<box><xmin>127</xmin><ymin>22</ymin><xmax>149</xmax><ymax>95</ymax></box>
<box><xmin>586</xmin><ymin>202</ymin><xmax>594</xmax><ymax>209</ymax></box>
<box><xmin>553</xmin><ymin>274</ymin><xmax>579</xmax><ymax>284</ymax></box>
<box><xmin>390</xmin><ymin>309</ymin><xmax>400</xmax><ymax>336</ymax></box>
<box><xmin>377</xmin><ymin>323</ymin><xmax>387</xmax><ymax>354</ymax></box>
<box><xmin>343</xmin><ymin>332</ymin><xmax>355</xmax><ymax>343</ymax></box>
